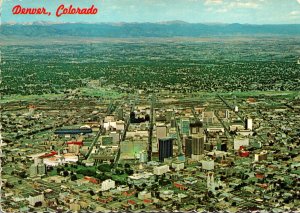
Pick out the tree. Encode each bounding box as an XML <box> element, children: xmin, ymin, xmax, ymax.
<box><xmin>142</xmin><ymin>183</ymin><xmax>147</xmax><ymax>189</ymax></box>
<box><xmin>96</xmin><ymin>173</ymin><xmax>109</xmax><ymax>181</ymax></box>
<box><xmin>115</xmin><ymin>168</ymin><xmax>124</xmax><ymax>175</ymax></box>
<box><xmin>77</xmin><ymin>168</ymin><xmax>96</xmax><ymax>177</ymax></box>
<box><xmin>5</xmin><ymin>182</ymin><xmax>14</xmax><ymax>188</ymax></box>
<box><xmin>145</xmin><ymin>114</ymin><xmax>150</xmax><ymax>122</ymax></box>
<box><xmin>130</xmin><ymin>112</ymin><xmax>136</xmax><ymax>123</ymax></box>
<box><xmin>57</xmin><ymin>167</ymin><xmax>62</xmax><ymax>174</ymax></box>
<box><xmin>125</xmin><ymin>169</ymin><xmax>134</xmax><ymax>175</ymax></box>
<box><xmin>63</xmin><ymin>171</ymin><xmax>69</xmax><ymax>177</ymax></box>
<box><xmin>71</xmin><ymin>175</ymin><xmax>77</xmax><ymax>181</ymax></box>
<box><xmin>34</xmin><ymin>201</ymin><xmax>42</xmax><ymax>207</ymax></box>
<box><xmin>98</xmin><ymin>164</ymin><xmax>112</xmax><ymax>173</ymax></box>
<box><xmin>19</xmin><ymin>171</ymin><xmax>27</xmax><ymax>178</ymax></box>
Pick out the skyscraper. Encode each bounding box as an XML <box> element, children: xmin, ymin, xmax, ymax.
<box><xmin>158</xmin><ymin>138</ymin><xmax>173</xmax><ymax>162</ymax></box>
<box><xmin>181</xmin><ymin>118</ymin><xmax>190</xmax><ymax>135</ymax></box>
<box><xmin>191</xmin><ymin>135</ymin><xmax>205</xmax><ymax>155</ymax></box>
<box><xmin>245</xmin><ymin>118</ymin><xmax>253</xmax><ymax>130</ymax></box>
<box><xmin>189</xmin><ymin>121</ymin><xmax>203</xmax><ymax>135</ymax></box>
<box><xmin>156</xmin><ymin>125</ymin><xmax>167</xmax><ymax>141</ymax></box>
<box><xmin>184</xmin><ymin>136</ymin><xmax>192</xmax><ymax>157</ymax></box>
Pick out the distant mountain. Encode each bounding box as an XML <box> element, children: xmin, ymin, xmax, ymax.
<box><xmin>1</xmin><ymin>22</ymin><xmax>300</xmax><ymax>37</ymax></box>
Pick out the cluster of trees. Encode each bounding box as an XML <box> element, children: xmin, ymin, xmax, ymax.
<box><xmin>55</xmin><ymin>167</ymin><xmax>78</xmax><ymax>180</ymax></box>
<box><xmin>130</xmin><ymin>112</ymin><xmax>150</xmax><ymax>123</ymax></box>
<box><xmin>50</xmin><ymin>163</ymin><xmax>134</xmax><ymax>182</ymax></box>
<box><xmin>2</xmin><ymin>40</ymin><xmax>299</xmax><ymax>96</ymax></box>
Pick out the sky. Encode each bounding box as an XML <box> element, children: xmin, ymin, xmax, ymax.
<box><xmin>1</xmin><ymin>0</ymin><xmax>300</xmax><ymax>24</ymax></box>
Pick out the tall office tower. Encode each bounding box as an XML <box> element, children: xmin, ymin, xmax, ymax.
<box><xmin>245</xmin><ymin>118</ymin><xmax>253</xmax><ymax>130</ymax></box>
<box><xmin>181</xmin><ymin>118</ymin><xmax>190</xmax><ymax>135</ymax></box>
<box><xmin>189</xmin><ymin>121</ymin><xmax>203</xmax><ymax>135</ymax></box>
<box><xmin>184</xmin><ymin>136</ymin><xmax>192</xmax><ymax>157</ymax></box>
<box><xmin>156</xmin><ymin>125</ymin><xmax>167</xmax><ymax>141</ymax></box>
<box><xmin>191</xmin><ymin>135</ymin><xmax>205</xmax><ymax>155</ymax></box>
<box><xmin>158</xmin><ymin>138</ymin><xmax>173</xmax><ymax>162</ymax></box>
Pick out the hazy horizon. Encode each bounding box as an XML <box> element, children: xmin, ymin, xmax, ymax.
<box><xmin>3</xmin><ymin>20</ymin><xmax>300</xmax><ymax>26</ymax></box>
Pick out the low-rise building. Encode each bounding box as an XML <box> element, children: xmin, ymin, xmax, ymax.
<box><xmin>171</xmin><ymin>161</ymin><xmax>184</xmax><ymax>171</ymax></box>
<box><xmin>138</xmin><ymin>191</ymin><xmax>151</xmax><ymax>200</ymax></box>
<box><xmin>101</xmin><ymin>179</ymin><xmax>115</xmax><ymax>191</ymax></box>
<box><xmin>128</xmin><ymin>172</ymin><xmax>155</xmax><ymax>186</ymax></box>
<box><xmin>234</xmin><ymin>136</ymin><xmax>249</xmax><ymax>150</ymax></box>
<box><xmin>254</xmin><ymin>151</ymin><xmax>268</xmax><ymax>162</ymax></box>
<box><xmin>153</xmin><ymin>165</ymin><xmax>169</xmax><ymax>175</ymax></box>
<box><xmin>202</xmin><ymin>160</ymin><xmax>214</xmax><ymax>170</ymax></box>
<box><xmin>159</xmin><ymin>190</ymin><xmax>174</xmax><ymax>200</ymax></box>
<box><xmin>28</xmin><ymin>193</ymin><xmax>44</xmax><ymax>207</ymax></box>
<box><xmin>69</xmin><ymin>203</ymin><xmax>81</xmax><ymax>212</ymax></box>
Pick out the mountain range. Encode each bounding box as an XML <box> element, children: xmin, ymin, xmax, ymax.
<box><xmin>1</xmin><ymin>22</ymin><xmax>300</xmax><ymax>37</ymax></box>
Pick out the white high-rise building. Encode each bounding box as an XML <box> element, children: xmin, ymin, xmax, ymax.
<box><xmin>246</xmin><ymin>118</ymin><xmax>253</xmax><ymax>130</ymax></box>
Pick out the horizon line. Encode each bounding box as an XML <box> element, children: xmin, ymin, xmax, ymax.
<box><xmin>2</xmin><ymin>20</ymin><xmax>300</xmax><ymax>26</ymax></box>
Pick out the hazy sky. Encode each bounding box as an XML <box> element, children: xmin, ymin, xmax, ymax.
<box><xmin>2</xmin><ymin>0</ymin><xmax>300</xmax><ymax>24</ymax></box>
